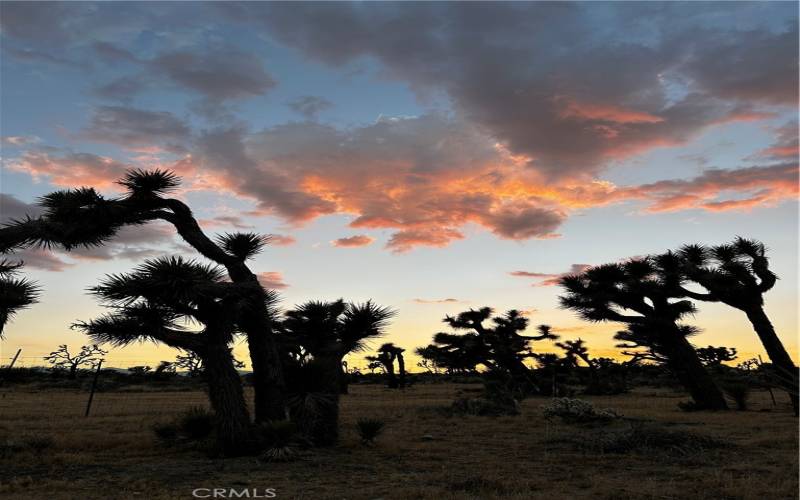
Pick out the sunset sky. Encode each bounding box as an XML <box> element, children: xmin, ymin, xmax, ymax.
<box><xmin>1</xmin><ymin>2</ymin><xmax>797</xmax><ymax>370</ymax></box>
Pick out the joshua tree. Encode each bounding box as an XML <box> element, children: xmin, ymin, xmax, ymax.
<box><xmin>560</xmin><ymin>259</ymin><xmax>728</xmax><ymax>410</ymax></box>
<box><xmin>73</xmin><ymin>256</ymin><xmax>259</xmax><ymax>453</ymax></box>
<box><xmin>174</xmin><ymin>351</ymin><xmax>246</xmax><ymax>376</ymax></box>
<box><xmin>0</xmin><ymin>170</ymin><xmax>286</xmax><ymax>421</ymax></box>
<box><xmin>366</xmin><ymin>343</ymin><xmax>406</xmax><ymax>389</ymax></box>
<box><xmin>677</xmin><ymin>238</ymin><xmax>798</xmax><ymax>413</ymax></box>
<box><xmin>418</xmin><ymin>308</ymin><xmax>557</xmax><ymax>396</ymax></box>
<box><xmin>696</xmin><ymin>346</ymin><xmax>738</xmax><ymax>367</ymax></box>
<box><xmin>44</xmin><ymin>344</ymin><xmax>107</xmax><ymax>379</ymax></box>
<box><xmin>0</xmin><ymin>260</ymin><xmax>39</xmax><ymax>337</ymax></box>
<box><xmin>279</xmin><ymin>299</ymin><xmax>394</xmax><ymax>445</ymax></box>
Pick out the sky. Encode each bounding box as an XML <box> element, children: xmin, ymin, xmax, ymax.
<box><xmin>0</xmin><ymin>2</ymin><xmax>797</xmax><ymax>370</ymax></box>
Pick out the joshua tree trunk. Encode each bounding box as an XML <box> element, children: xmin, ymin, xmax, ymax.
<box><xmin>660</xmin><ymin>330</ymin><xmax>728</xmax><ymax>410</ymax></box>
<box><xmin>159</xmin><ymin>200</ymin><xmax>286</xmax><ymax>422</ymax></box>
<box><xmin>298</xmin><ymin>357</ymin><xmax>340</xmax><ymax>446</ymax></box>
<box><xmin>201</xmin><ymin>345</ymin><xmax>252</xmax><ymax>454</ymax></box>
<box><xmin>385</xmin><ymin>361</ymin><xmax>398</xmax><ymax>389</ymax></box>
<box><xmin>69</xmin><ymin>363</ymin><xmax>79</xmax><ymax>379</ymax></box>
<box><xmin>744</xmin><ymin>307</ymin><xmax>799</xmax><ymax>415</ymax></box>
<box><xmin>397</xmin><ymin>352</ymin><xmax>406</xmax><ymax>388</ymax></box>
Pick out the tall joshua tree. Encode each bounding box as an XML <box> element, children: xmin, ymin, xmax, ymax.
<box><xmin>73</xmin><ymin>256</ymin><xmax>259</xmax><ymax>453</ymax></box>
<box><xmin>0</xmin><ymin>170</ymin><xmax>285</xmax><ymax>421</ymax></box>
<box><xmin>560</xmin><ymin>259</ymin><xmax>728</xmax><ymax>410</ymax></box>
<box><xmin>678</xmin><ymin>238</ymin><xmax>798</xmax><ymax>413</ymax></box>
<box><xmin>280</xmin><ymin>299</ymin><xmax>394</xmax><ymax>445</ymax></box>
<box><xmin>0</xmin><ymin>260</ymin><xmax>39</xmax><ymax>337</ymax></box>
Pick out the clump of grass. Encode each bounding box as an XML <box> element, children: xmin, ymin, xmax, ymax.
<box><xmin>0</xmin><ymin>435</ymin><xmax>55</xmax><ymax>458</ymax></box>
<box><xmin>356</xmin><ymin>418</ymin><xmax>386</xmax><ymax>445</ymax></box>
<box><xmin>151</xmin><ymin>406</ymin><xmax>215</xmax><ymax>446</ymax></box>
<box><xmin>256</xmin><ymin>420</ymin><xmax>303</xmax><ymax>462</ymax></box>
<box><xmin>588</xmin><ymin>422</ymin><xmax>727</xmax><ymax>456</ymax></box>
<box><xmin>542</xmin><ymin>397</ymin><xmax>620</xmax><ymax>424</ymax></box>
<box><xmin>178</xmin><ymin>406</ymin><xmax>215</xmax><ymax>440</ymax></box>
<box><xmin>448</xmin><ymin>476</ymin><xmax>507</xmax><ymax>494</ymax></box>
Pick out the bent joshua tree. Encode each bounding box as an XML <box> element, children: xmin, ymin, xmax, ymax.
<box><xmin>73</xmin><ymin>256</ymin><xmax>257</xmax><ymax>453</ymax></box>
<box><xmin>559</xmin><ymin>258</ymin><xmax>728</xmax><ymax>410</ymax></box>
<box><xmin>677</xmin><ymin>238</ymin><xmax>798</xmax><ymax>414</ymax></box>
<box><xmin>0</xmin><ymin>170</ymin><xmax>285</xmax><ymax>421</ymax></box>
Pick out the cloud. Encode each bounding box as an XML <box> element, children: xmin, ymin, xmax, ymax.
<box><xmin>510</xmin><ymin>264</ymin><xmax>592</xmax><ymax>286</ymax></box>
<box><xmin>751</xmin><ymin>122</ymin><xmax>799</xmax><ymax>161</ymax></box>
<box><xmin>412</xmin><ymin>298</ymin><xmax>463</xmax><ymax>304</ymax></box>
<box><xmin>269</xmin><ymin>234</ymin><xmax>296</xmax><ymax>246</ymax></box>
<box><xmin>248</xmin><ymin>3</ymin><xmax>797</xmax><ymax>178</ymax></box>
<box><xmin>198</xmin><ymin>215</ymin><xmax>253</xmax><ymax>230</ymax></box>
<box><xmin>0</xmin><ymin>193</ymin><xmax>43</xmax><ymax>221</ymax></box>
<box><xmin>287</xmin><ymin>95</ymin><xmax>333</xmax><ymax>120</ymax></box>
<box><xmin>3</xmin><ymin>248</ymin><xmax>72</xmax><ymax>272</ymax></box>
<box><xmin>1</xmin><ymin>135</ymin><xmax>40</xmax><ymax>147</ymax></box>
<box><xmin>82</xmin><ymin>105</ymin><xmax>190</xmax><ymax>153</ymax></box>
<box><xmin>331</xmin><ymin>235</ymin><xmax>374</xmax><ymax>248</ymax></box>
<box><xmin>257</xmin><ymin>271</ymin><xmax>289</xmax><ymax>289</ymax></box>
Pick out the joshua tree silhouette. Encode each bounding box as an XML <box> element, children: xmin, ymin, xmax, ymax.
<box><xmin>677</xmin><ymin>238</ymin><xmax>798</xmax><ymax>414</ymax></box>
<box><xmin>280</xmin><ymin>299</ymin><xmax>394</xmax><ymax>445</ymax></box>
<box><xmin>559</xmin><ymin>259</ymin><xmax>728</xmax><ymax>410</ymax></box>
<box><xmin>0</xmin><ymin>170</ymin><xmax>286</xmax><ymax>422</ymax></box>
<box><xmin>73</xmin><ymin>256</ymin><xmax>259</xmax><ymax>452</ymax></box>
<box><xmin>0</xmin><ymin>260</ymin><xmax>39</xmax><ymax>337</ymax></box>
<box><xmin>366</xmin><ymin>342</ymin><xmax>406</xmax><ymax>389</ymax></box>
<box><xmin>44</xmin><ymin>344</ymin><xmax>107</xmax><ymax>379</ymax></box>
<box><xmin>418</xmin><ymin>308</ymin><xmax>558</xmax><ymax>396</ymax></box>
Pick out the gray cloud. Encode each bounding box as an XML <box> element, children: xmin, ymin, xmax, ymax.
<box><xmin>82</xmin><ymin>105</ymin><xmax>190</xmax><ymax>152</ymax></box>
<box><xmin>287</xmin><ymin>95</ymin><xmax>333</xmax><ymax>120</ymax></box>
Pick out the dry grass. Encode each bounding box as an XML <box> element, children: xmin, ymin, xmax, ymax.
<box><xmin>0</xmin><ymin>384</ymin><xmax>796</xmax><ymax>499</ymax></box>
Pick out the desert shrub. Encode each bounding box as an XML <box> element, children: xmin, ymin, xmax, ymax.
<box><xmin>588</xmin><ymin>422</ymin><xmax>726</xmax><ymax>456</ymax></box>
<box><xmin>448</xmin><ymin>477</ymin><xmax>507</xmax><ymax>494</ymax></box>
<box><xmin>450</xmin><ymin>396</ymin><xmax>520</xmax><ymax>416</ymax></box>
<box><xmin>152</xmin><ymin>422</ymin><xmax>180</xmax><ymax>445</ymax></box>
<box><xmin>723</xmin><ymin>383</ymin><xmax>750</xmax><ymax>410</ymax></box>
<box><xmin>356</xmin><ymin>418</ymin><xmax>385</xmax><ymax>445</ymax></box>
<box><xmin>178</xmin><ymin>406</ymin><xmax>215</xmax><ymax>441</ymax></box>
<box><xmin>542</xmin><ymin>397</ymin><xmax>620</xmax><ymax>424</ymax></box>
<box><xmin>0</xmin><ymin>435</ymin><xmax>55</xmax><ymax>458</ymax></box>
<box><xmin>256</xmin><ymin>421</ymin><xmax>303</xmax><ymax>462</ymax></box>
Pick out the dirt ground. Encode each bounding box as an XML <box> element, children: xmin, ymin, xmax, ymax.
<box><xmin>0</xmin><ymin>383</ymin><xmax>797</xmax><ymax>499</ymax></box>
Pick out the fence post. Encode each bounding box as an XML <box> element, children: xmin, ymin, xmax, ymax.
<box><xmin>85</xmin><ymin>359</ymin><xmax>103</xmax><ymax>417</ymax></box>
<box><xmin>0</xmin><ymin>348</ymin><xmax>22</xmax><ymax>387</ymax></box>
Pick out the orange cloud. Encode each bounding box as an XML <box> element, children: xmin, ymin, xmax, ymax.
<box><xmin>556</xmin><ymin>97</ymin><xmax>664</xmax><ymax>124</ymax></box>
<box><xmin>412</xmin><ymin>298</ymin><xmax>464</xmax><ymax>304</ymax></box>
<box><xmin>510</xmin><ymin>264</ymin><xmax>592</xmax><ymax>286</ymax></box>
<box><xmin>331</xmin><ymin>235</ymin><xmax>374</xmax><ymax>248</ymax></box>
<box><xmin>256</xmin><ymin>271</ymin><xmax>289</xmax><ymax>289</ymax></box>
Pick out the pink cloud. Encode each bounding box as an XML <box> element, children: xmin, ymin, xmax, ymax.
<box><xmin>256</xmin><ymin>271</ymin><xmax>289</xmax><ymax>289</ymax></box>
<box><xmin>510</xmin><ymin>264</ymin><xmax>592</xmax><ymax>286</ymax></box>
<box><xmin>331</xmin><ymin>235</ymin><xmax>374</xmax><ymax>248</ymax></box>
<box><xmin>412</xmin><ymin>298</ymin><xmax>464</xmax><ymax>304</ymax></box>
<box><xmin>269</xmin><ymin>234</ymin><xmax>296</xmax><ymax>246</ymax></box>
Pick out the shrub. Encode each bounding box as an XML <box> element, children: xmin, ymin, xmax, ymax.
<box><xmin>356</xmin><ymin>418</ymin><xmax>386</xmax><ymax>445</ymax></box>
<box><xmin>256</xmin><ymin>421</ymin><xmax>302</xmax><ymax>462</ymax></box>
<box><xmin>542</xmin><ymin>397</ymin><xmax>620</xmax><ymax>424</ymax></box>
<box><xmin>0</xmin><ymin>435</ymin><xmax>55</xmax><ymax>458</ymax></box>
<box><xmin>588</xmin><ymin>422</ymin><xmax>726</xmax><ymax>456</ymax></box>
<box><xmin>152</xmin><ymin>422</ymin><xmax>180</xmax><ymax>445</ymax></box>
<box><xmin>450</xmin><ymin>397</ymin><xmax>520</xmax><ymax>416</ymax></box>
<box><xmin>178</xmin><ymin>406</ymin><xmax>215</xmax><ymax>441</ymax></box>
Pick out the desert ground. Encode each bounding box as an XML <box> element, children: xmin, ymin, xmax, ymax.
<box><xmin>0</xmin><ymin>383</ymin><xmax>796</xmax><ymax>500</ymax></box>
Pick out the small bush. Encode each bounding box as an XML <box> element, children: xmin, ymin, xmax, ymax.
<box><xmin>589</xmin><ymin>422</ymin><xmax>726</xmax><ymax>456</ymax></box>
<box><xmin>256</xmin><ymin>421</ymin><xmax>302</xmax><ymax>462</ymax></box>
<box><xmin>178</xmin><ymin>406</ymin><xmax>215</xmax><ymax>441</ymax></box>
<box><xmin>542</xmin><ymin>397</ymin><xmax>620</xmax><ymax>424</ymax></box>
<box><xmin>152</xmin><ymin>422</ymin><xmax>180</xmax><ymax>445</ymax></box>
<box><xmin>450</xmin><ymin>397</ymin><xmax>520</xmax><ymax>416</ymax></box>
<box><xmin>356</xmin><ymin>418</ymin><xmax>385</xmax><ymax>445</ymax></box>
